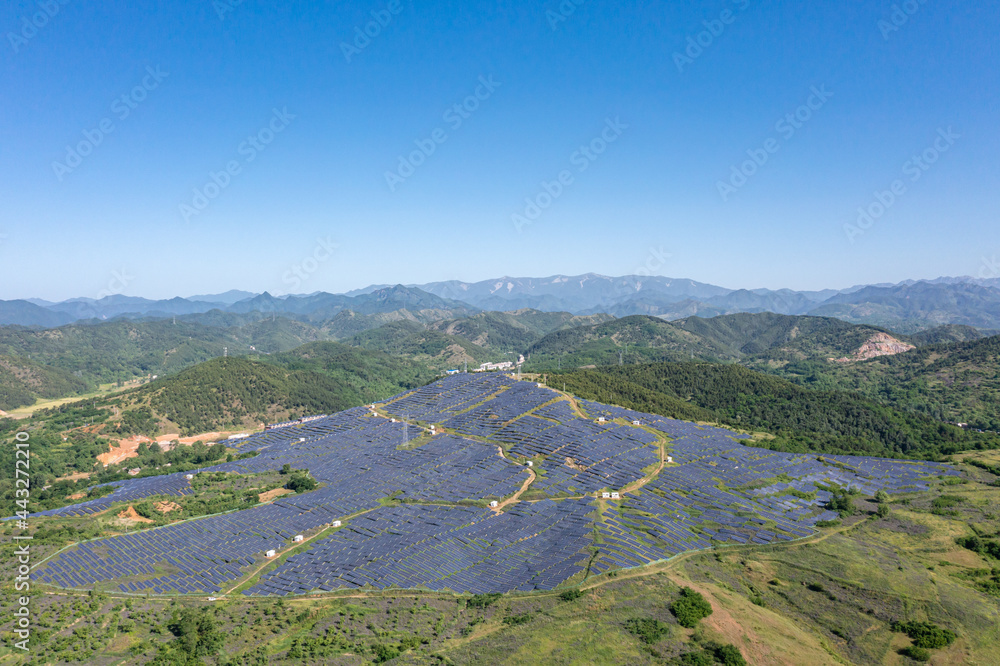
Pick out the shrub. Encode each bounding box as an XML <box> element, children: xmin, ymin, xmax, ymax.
<box><xmin>827</xmin><ymin>488</ymin><xmax>856</xmax><ymax>516</ymax></box>
<box><xmin>670</xmin><ymin>587</ymin><xmax>713</xmax><ymax>628</ymax></box>
<box><xmin>877</xmin><ymin>503</ymin><xmax>891</xmax><ymax>518</ymax></box>
<box><xmin>371</xmin><ymin>643</ymin><xmax>400</xmax><ymax>663</ymax></box>
<box><xmin>465</xmin><ymin>593</ymin><xmax>502</xmax><ymax>609</ymax></box>
<box><xmin>679</xmin><ymin>650</ymin><xmax>714</xmax><ymax>665</ymax></box>
<box><xmin>932</xmin><ymin>495</ymin><xmax>965</xmax><ymax>509</ymax></box>
<box><xmin>502</xmin><ymin>613</ymin><xmax>532</xmax><ymax>626</ymax></box>
<box><xmin>899</xmin><ymin>645</ymin><xmax>931</xmax><ymax>662</ymax></box>
<box><xmin>559</xmin><ymin>589</ymin><xmax>584</xmax><ymax>602</ymax></box>
<box><xmin>891</xmin><ymin>621</ymin><xmax>957</xmax><ymax>649</ymax></box>
<box><xmin>714</xmin><ymin>643</ymin><xmax>748</xmax><ymax>666</ymax></box>
<box><xmin>624</xmin><ymin>617</ymin><xmax>669</xmax><ymax>644</ymax></box>
<box><xmin>285</xmin><ymin>472</ymin><xmax>317</xmax><ymax>493</ymax></box>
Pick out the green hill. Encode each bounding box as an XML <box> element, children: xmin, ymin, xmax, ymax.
<box><xmin>0</xmin><ymin>318</ymin><xmax>326</xmax><ymax>388</ymax></box>
<box><xmin>347</xmin><ymin>323</ymin><xmax>492</xmax><ymax>371</ymax></box>
<box><xmin>431</xmin><ymin>310</ymin><xmax>615</xmax><ymax>350</ymax></box>
<box><xmin>523</xmin><ymin>315</ymin><xmax>737</xmax><ymax>369</ymax></box>
<box><xmin>0</xmin><ymin>355</ymin><xmax>90</xmax><ymax>410</ymax></box>
<box><xmin>111</xmin><ymin>343</ymin><xmax>436</xmax><ymax>435</ymax></box>
<box><xmin>776</xmin><ymin>335</ymin><xmax>1000</xmax><ymax>431</ymax></box>
<box><xmin>551</xmin><ymin>363</ymin><xmax>994</xmax><ymax>459</ymax></box>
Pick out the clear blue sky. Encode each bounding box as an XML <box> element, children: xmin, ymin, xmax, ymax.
<box><xmin>1</xmin><ymin>0</ymin><xmax>997</xmax><ymax>300</ymax></box>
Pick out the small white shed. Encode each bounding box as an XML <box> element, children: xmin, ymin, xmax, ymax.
<box><xmin>265</xmin><ymin>549</ymin><xmax>276</xmax><ymax>558</ymax></box>
<box><xmin>332</xmin><ymin>520</ymin><xmax>342</xmax><ymax>528</ymax></box>
<box><xmin>610</xmin><ymin>492</ymin><xmax>621</xmax><ymax>500</ymax></box>
<box><xmin>601</xmin><ymin>492</ymin><xmax>611</xmax><ymax>499</ymax></box>
<box><xmin>489</xmin><ymin>500</ymin><xmax>499</xmax><ymax>508</ymax></box>
<box><xmin>293</xmin><ymin>535</ymin><xmax>304</xmax><ymax>542</ymax></box>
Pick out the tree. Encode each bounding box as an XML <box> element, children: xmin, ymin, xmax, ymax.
<box><xmin>285</xmin><ymin>472</ymin><xmax>317</xmax><ymax>493</ymax></box>
<box><xmin>877</xmin><ymin>503</ymin><xmax>891</xmax><ymax>519</ymax></box>
<box><xmin>670</xmin><ymin>587</ymin><xmax>713</xmax><ymax>628</ymax></box>
<box><xmin>875</xmin><ymin>490</ymin><xmax>890</xmax><ymax>504</ymax></box>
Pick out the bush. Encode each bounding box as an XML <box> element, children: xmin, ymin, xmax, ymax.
<box><xmin>679</xmin><ymin>650</ymin><xmax>714</xmax><ymax>665</ymax></box>
<box><xmin>827</xmin><ymin>488</ymin><xmax>856</xmax><ymax>516</ymax></box>
<box><xmin>714</xmin><ymin>643</ymin><xmax>748</xmax><ymax>666</ymax></box>
<box><xmin>624</xmin><ymin>617</ymin><xmax>669</xmax><ymax>644</ymax></box>
<box><xmin>899</xmin><ymin>645</ymin><xmax>931</xmax><ymax>662</ymax></box>
<box><xmin>371</xmin><ymin>643</ymin><xmax>400</xmax><ymax>663</ymax></box>
<box><xmin>285</xmin><ymin>472</ymin><xmax>317</xmax><ymax>493</ymax></box>
<box><xmin>559</xmin><ymin>589</ymin><xmax>584</xmax><ymax>602</ymax></box>
<box><xmin>877</xmin><ymin>503</ymin><xmax>891</xmax><ymax>518</ymax></box>
<box><xmin>891</xmin><ymin>621</ymin><xmax>957</xmax><ymax>649</ymax></box>
<box><xmin>502</xmin><ymin>613</ymin><xmax>532</xmax><ymax>626</ymax></box>
<box><xmin>670</xmin><ymin>587</ymin><xmax>713</xmax><ymax>628</ymax></box>
<box><xmin>465</xmin><ymin>593</ymin><xmax>502</xmax><ymax>609</ymax></box>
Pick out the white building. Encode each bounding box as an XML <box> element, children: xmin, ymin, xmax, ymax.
<box><xmin>474</xmin><ymin>361</ymin><xmax>515</xmax><ymax>372</ymax></box>
<box><xmin>526</xmin><ymin>461</ymin><xmax>533</xmax><ymax>467</ymax></box>
<box><xmin>666</xmin><ymin>456</ymin><xmax>674</xmax><ymax>464</ymax></box>
<box><xmin>332</xmin><ymin>520</ymin><xmax>342</xmax><ymax>528</ymax></box>
<box><xmin>265</xmin><ymin>549</ymin><xmax>276</xmax><ymax>558</ymax></box>
<box><xmin>601</xmin><ymin>492</ymin><xmax>611</xmax><ymax>499</ymax></box>
<box><xmin>610</xmin><ymin>492</ymin><xmax>621</xmax><ymax>500</ymax></box>
<box><xmin>597</xmin><ymin>416</ymin><xmax>607</xmax><ymax>423</ymax></box>
<box><xmin>489</xmin><ymin>500</ymin><xmax>499</xmax><ymax>508</ymax></box>
<box><xmin>293</xmin><ymin>535</ymin><xmax>304</xmax><ymax>542</ymax></box>
<box><xmin>185</xmin><ymin>474</ymin><xmax>194</xmax><ymax>480</ymax></box>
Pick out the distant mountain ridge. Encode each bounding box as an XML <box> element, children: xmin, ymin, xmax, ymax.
<box><xmin>4</xmin><ymin>275</ymin><xmax>1000</xmax><ymax>332</ymax></box>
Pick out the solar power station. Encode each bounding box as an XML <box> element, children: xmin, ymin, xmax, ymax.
<box><xmin>33</xmin><ymin>374</ymin><xmax>957</xmax><ymax>597</ymax></box>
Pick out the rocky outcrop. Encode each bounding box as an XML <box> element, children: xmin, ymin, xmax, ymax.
<box><xmin>832</xmin><ymin>332</ymin><xmax>915</xmax><ymax>363</ymax></box>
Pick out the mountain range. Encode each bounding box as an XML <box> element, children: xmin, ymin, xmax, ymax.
<box><xmin>4</xmin><ymin>274</ymin><xmax>1000</xmax><ymax>332</ymax></box>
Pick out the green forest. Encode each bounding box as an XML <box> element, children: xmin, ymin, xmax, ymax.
<box><xmin>551</xmin><ymin>363</ymin><xmax>995</xmax><ymax>459</ymax></box>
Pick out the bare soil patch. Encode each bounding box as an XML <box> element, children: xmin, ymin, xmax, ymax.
<box><xmin>117</xmin><ymin>506</ymin><xmax>153</xmax><ymax>524</ymax></box>
<box><xmin>154</xmin><ymin>501</ymin><xmax>182</xmax><ymax>513</ymax></box>
<box><xmin>258</xmin><ymin>488</ymin><xmax>294</xmax><ymax>503</ymax></box>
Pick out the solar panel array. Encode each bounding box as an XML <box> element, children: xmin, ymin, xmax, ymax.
<box><xmin>33</xmin><ymin>373</ymin><xmax>959</xmax><ymax>596</ymax></box>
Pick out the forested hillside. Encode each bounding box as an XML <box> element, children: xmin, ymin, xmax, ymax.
<box><xmin>0</xmin><ymin>355</ymin><xmax>89</xmax><ymax>410</ymax></box>
<box><xmin>773</xmin><ymin>335</ymin><xmax>1000</xmax><ymax>431</ymax></box>
<box><xmin>0</xmin><ymin>318</ymin><xmax>325</xmax><ymax>387</ymax></box>
<box><xmin>115</xmin><ymin>344</ymin><xmax>436</xmax><ymax>435</ymax></box>
<box><xmin>551</xmin><ymin>363</ymin><xmax>994</xmax><ymax>459</ymax></box>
